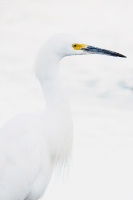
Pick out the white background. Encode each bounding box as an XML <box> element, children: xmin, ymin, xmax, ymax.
<box><xmin>0</xmin><ymin>0</ymin><xmax>133</xmax><ymax>199</ymax></box>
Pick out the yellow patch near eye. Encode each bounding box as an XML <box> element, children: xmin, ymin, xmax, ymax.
<box><xmin>72</xmin><ymin>43</ymin><xmax>87</xmax><ymax>50</ymax></box>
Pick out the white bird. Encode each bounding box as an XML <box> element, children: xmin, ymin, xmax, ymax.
<box><xmin>0</xmin><ymin>34</ymin><xmax>126</xmax><ymax>200</ymax></box>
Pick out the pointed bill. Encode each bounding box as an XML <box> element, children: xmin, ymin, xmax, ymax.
<box><xmin>82</xmin><ymin>45</ymin><xmax>126</xmax><ymax>58</ymax></box>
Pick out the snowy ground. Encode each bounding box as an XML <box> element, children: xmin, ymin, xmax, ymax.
<box><xmin>0</xmin><ymin>0</ymin><xmax>133</xmax><ymax>199</ymax></box>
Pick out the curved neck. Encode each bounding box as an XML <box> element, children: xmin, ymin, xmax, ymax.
<box><xmin>35</xmin><ymin>48</ymin><xmax>73</xmax><ymax>166</ymax></box>
<box><xmin>35</xmin><ymin>51</ymin><xmax>70</xmax><ymax>111</ymax></box>
<box><xmin>41</xmin><ymin>76</ymin><xmax>70</xmax><ymax>110</ymax></box>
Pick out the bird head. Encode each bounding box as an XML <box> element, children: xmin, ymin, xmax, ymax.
<box><xmin>35</xmin><ymin>34</ymin><xmax>126</xmax><ymax>81</ymax></box>
<box><xmin>45</xmin><ymin>33</ymin><xmax>126</xmax><ymax>59</ymax></box>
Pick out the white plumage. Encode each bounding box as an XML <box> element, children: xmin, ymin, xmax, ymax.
<box><xmin>0</xmin><ymin>34</ymin><xmax>125</xmax><ymax>200</ymax></box>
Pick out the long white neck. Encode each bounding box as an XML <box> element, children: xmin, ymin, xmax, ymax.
<box><xmin>36</xmin><ymin>50</ymin><xmax>70</xmax><ymax>109</ymax></box>
<box><xmin>35</xmin><ymin>48</ymin><xmax>73</xmax><ymax>166</ymax></box>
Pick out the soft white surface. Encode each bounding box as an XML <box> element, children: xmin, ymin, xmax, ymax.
<box><xmin>0</xmin><ymin>0</ymin><xmax>133</xmax><ymax>199</ymax></box>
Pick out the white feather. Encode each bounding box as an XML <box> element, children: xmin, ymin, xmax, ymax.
<box><xmin>0</xmin><ymin>34</ymin><xmax>76</xmax><ymax>200</ymax></box>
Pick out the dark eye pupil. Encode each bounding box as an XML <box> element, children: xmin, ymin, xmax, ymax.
<box><xmin>74</xmin><ymin>44</ymin><xmax>76</xmax><ymax>47</ymax></box>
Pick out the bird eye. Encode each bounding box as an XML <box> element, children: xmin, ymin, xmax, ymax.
<box><xmin>72</xmin><ymin>44</ymin><xmax>77</xmax><ymax>49</ymax></box>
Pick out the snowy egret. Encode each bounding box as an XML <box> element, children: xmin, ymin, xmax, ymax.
<box><xmin>0</xmin><ymin>34</ymin><xmax>126</xmax><ymax>200</ymax></box>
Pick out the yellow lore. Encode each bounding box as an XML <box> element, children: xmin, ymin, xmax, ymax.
<box><xmin>72</xmin><ymin>43</ymin><xmax>87</xmax><ymax>50</ymax></box>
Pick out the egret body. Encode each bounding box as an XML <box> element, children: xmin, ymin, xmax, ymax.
<box><xmin>0</xmin><ymin>34</ymin><xmax>125</xmax><ymax>200</ymax></box>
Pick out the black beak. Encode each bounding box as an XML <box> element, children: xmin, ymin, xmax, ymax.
<box><xmin>82</xmin><ymin>46</ymin><xmax>126</xmax><ymax>58</ymax></box>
